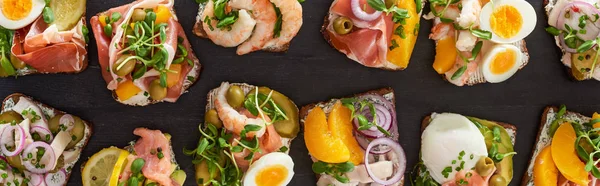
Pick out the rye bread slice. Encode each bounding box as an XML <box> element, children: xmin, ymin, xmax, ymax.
<box><xmin>520</xmin><ymin>106</ymin><xmax>591</xmax><ymax>186</ymax></box>
<box><xmin>91</xmin><ymin>2</ymin><xmax>202</xmax><ymax>106</ymax></box>
<box><xmin>415</xmin><ymin>113</ymin><xmax>517</xmax><ymax>184</ymax></box>
<box><xmin>320</xmin><ymin>0</ymin><xmax>425</xmax><ymax>71</ymax></box>
<box><xmin>1</xmin><ymin>93</ymin><xmax>93</xmax><ymax>186</ymax></box>
<box><xmin>299</xmin><ymin>87</ymin><xmax>405</xmax><ymax>186</ymax></box>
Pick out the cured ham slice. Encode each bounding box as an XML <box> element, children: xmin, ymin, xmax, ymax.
<box><xmin>11</xmin><ymin>18</ymin><xmax>87</xmax><ymax>74</ymax></box>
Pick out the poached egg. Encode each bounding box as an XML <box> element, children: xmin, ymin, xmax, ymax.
<box><xmin>479</xmin><ymin>0</ymin><xmax>536</xmax><ymax>43</ymax></box>
<box><xmin>242</xmin><ymin>152</ymin><xmax>295</xmax><ymax>186</ymax></box>
<box><xmin>0</xmin><ymin>0</ymin><xmax>46</xmax><ymax>29</ymax></box>
<box><xmin>421</xmin><ymin>113</ymin><xmax>488</xmax><ymax>184</ymax></box>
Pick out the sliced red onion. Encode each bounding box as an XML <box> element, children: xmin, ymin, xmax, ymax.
<box><xmin>557</xmin><ymin>1</ymin><xmax>600</xmax><ymax>52</ymax></box>
<box><xmin>44</xmin><ymin>169</ymin><xmax>67</xmax><ymax>186</ymax></box>
<box><xmin>31</xmin><ymin>126</ymin><xmax>53</xmax><ymax>143</ymax></box>
<box><xmin>355</xmin><ymin>133</ymin><xmax>392</xmax><ymax>154</ymax></box>
<box><xmin>353</xmin><ymin>103</ymin><xmax>392</xmax><ymax>138</ymax></box>
<box><xmin>21</xmin><ymin>142</ymin><xmax>56</xmax><ymax>174</ymax></box>
<box><xmin>1</xmin><ymin>125</ymin><xmax>27</xmax><ymax>157</ymax></box>
<box><xmin>359</xmin><ymin>94</ymin><xmax>397</xmax><ymax>129</ymax></box>
<box><xmin>29</xmin><ymin>173</ymin><xmax>44</xmax><ymax>186</ymax></box>
<box><xmin>364</xmin><ymin>138</ymin><xmax>406</xmax><ymax>185</ymax></box>
<box><xmin>350</xmin><ymin>0</ymin><xmax>382</xmax><ymax>21</ymax></box>
<box><xmin>59</xmin><ymin>114</ymin><xmax>75</xmax><ymax>132</ymax></box>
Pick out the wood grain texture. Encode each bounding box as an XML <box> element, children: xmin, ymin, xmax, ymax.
<box><xmin>0</xmin><ymin>0</ymin><xmax>599</xmax><ymax>185</ymax></box>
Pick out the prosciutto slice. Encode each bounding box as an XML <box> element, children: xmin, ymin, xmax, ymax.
<box><xmin>90</xmin><ymin>0</ymin><xmax>200</xmax><ymax>103</ymax></box>
<box><xmin>326</xmin><ymin>0</ymin><xmax>394</xmax><ymax>68</ymax></box>
<box><xmin>11</xmin><ymin>18</ymin><xmax>87</xmax><ymax>73</ymax></box>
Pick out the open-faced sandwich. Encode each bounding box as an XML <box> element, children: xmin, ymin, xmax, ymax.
<box><xmin>90</xmin><ymin>0</ymin><xmax>201</xmax><ymax>106</ymax></box>
<box><xmin>544</xmin><ymin>0</ymin><xmax>600</xmax><ymax>81</ymax></box>
<box><xmin>82</xmin><ymin>128</ymin><xmax>186</xmax><ymax>186</ymax></box>
<box><xmin>0</xmin><ymin>0</ymin><xmax>88</xmax><ymax>77</ymax></box>
<box><xmin>192</xmin><ymin>0</ymin><xmax>303</xmax><ymax>55</ymax></box>
<box><xmin>186</xmin><ymin>82</ymin><xmax>299</xmax><ymax>185</ymax></box>
<box><xmin>300</xmin><ymin>88</ymin><xmax>406</xmax><ymax>185</ymax></box>
<box><xmin>425</xmin><ymin>0</ymin><xmax>536</xmax><ymax>86</ymax></box>
<box><xmin>412</xmin><ymin>113</ymin><xmax>516</xmax><ymax>186</ymax></box>
<box><xmin>522</xmin><ymin>106</ymin><xmax>600</xmax><ymax>185</ymax></box>
<box><xmin>322</xmin><ymin>0</ymin><xmax>423</xmax><ymax>70</ymax></box>
<box><xmin>0</xmin><ymin>93</ymin><xmax>92</xmax><ymax>185</ymax></box>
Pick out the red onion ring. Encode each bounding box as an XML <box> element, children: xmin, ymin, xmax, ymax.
<box><xmin>44</xmin><ymin>169</ymin><xmax>67</xmax><ymax>186</ymax></box>
<box><xmin>29</xmin><ymin>173</ymin><xmax>44</xmax><ymax>186</ymax></box>
<box><xmin>31</xmin><ymin>126</ymin><xmax>53</xmax><ymax>143</ymax></box>
<box><xmin>355</xmin><ymin>132</ymin><xmax>392</xmax><ymax>154</ymax></box>
<box><xmin>364</xmin><ymin>138</ymin><xmax>406</xmax><ymax>185</ymax></box>
<box><xmin>21</xmin><ymin>142</ymin><xmax>56</xmax><ymax>174</ymax></box>
<box><xmin>1</xmin><ymin>125</ymin><xmax>27</xmax><ymax>157</ymax></box>
<box><xmin>350</xmin><ymin>0</ymin><xmax>382</xmax><ymax>21</ymax></box>
<box><xmin>353</xmin><ymin>103</ymin><xmax>392</xmax><ymax>138</ymax></box>
<box><xmin>59</xmin><ymin>115</ymin><xmax>75</xmax><ymax>132</ymax></box>
<box><xmin>557</xmin><ymin>1</ymin><xmax>600</xmax><ymax>52</ymax></box>
<box><xmin>358</xmin><ymin>94</ymin><xmax>397</xmax><ymax>129</ymax></box>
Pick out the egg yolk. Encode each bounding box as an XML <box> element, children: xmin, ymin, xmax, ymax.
<box><xmin>489</xmin><ymin>49</ymin><xmax>517</xmax><ymax>74</ymax></box>
<box><xmin>2</xmin><ymin>0</ymin><xmax>33</xmax><ymax>21</ymax></box>
<box><xmin>490</xmin><ymin>5</ymin><xmax>523</xmax><ymax>39</ymax></box>
<box><xmin>255</xmin><ymin>165</ymin><xmax>288</xmax><ymax>186</ymax></box>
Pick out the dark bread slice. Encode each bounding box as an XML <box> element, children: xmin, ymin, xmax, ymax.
<box><xmin>520</xmin><ymin>106</ymin><xmax>590</xmax><ymax>186</ymax></box>
<box><xmin>416</xmin><ymin>113</ymin><xmax>517</xmax><ymax>184</ymax></box>
<box><xmin>92</xmin><ymin>3</ymin><xmax>202</xmax><ymax>106</ymax></box>
<box><xmin>1</xmin><ymin>93</ymin><xmax>93</xmax><ymax>186</ymax></box>
<box><xmin>299</xmin><ymin>87</ymin><xmax>405</xmax><ymax>186</ymax></box>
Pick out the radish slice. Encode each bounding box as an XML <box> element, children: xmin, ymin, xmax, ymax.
<box><xmin>31</xmin><ymin>126</ymin><xmax>53</xmax><ymax>143</ymax></box>
<box><xmin>350</xmin><ymin>0</ymin><xmax>382</xmax><ymax>21</ymax></box>
<box><xmin>1</xmin><ymin>125</ymin><xmax>27</xmax><ymax>157</ymax></box>
<box><xmin>364</xmin><ymin>138</ymin><xmax>406</xmax><ymax>185</ymax></box>
<box><xmin>21</xmin><ymin>142</ymin><xmax>56</xmax><ymax>174</ymax></box>
<box><xmin>44</xmin><ymin>169</ymin><xmax>67</xmax><ymax>186</ymax></box>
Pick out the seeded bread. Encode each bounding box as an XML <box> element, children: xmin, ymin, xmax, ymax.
<box><xmin>299</xmin><ymin>87</ymin><xmax>404</xmax><ymax>186</ymax></box>
<box><xmin>2</xmin><ymin>93</ymin><xmax>93</xmax><ymax>186</ymax></box>
<box><xmin>520</xmin><ymin>106</ymin><xmax>591</xmax><ymax>186</ymax></box>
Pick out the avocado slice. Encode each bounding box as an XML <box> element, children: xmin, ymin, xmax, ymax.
<box><xmin>258</xmin><ymin>87</ymin><xmax>299</xmax><ymax>138</ymax></box>
<box><xmin>469</xmin><ymin>117</ymin><xmax>514</xmax><ymax>183</ymax></box>
<box><xmin>171</xmin><ymin>170</ymin><xmax>187</xmax><ymax>185</ymax></box>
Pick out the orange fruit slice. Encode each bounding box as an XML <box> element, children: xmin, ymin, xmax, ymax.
<box><xmin>551</xmin><ymin>122</ymin><xmax>589</xmax><ymax>186</ymax></box>
<box><xmin>432</xmin><ymin>36</ymin><xmax>458</xmax><ymax>74</ymax></box>
<box><xmin>304</xmin><ymin>107</ymin><xmax>350</xmax><ymax>163</ymax></box>
<box><xmin>328</xmin><ymin>101</ymin><xmax>364</xmax><ymax>165</ymax></box>
<box><xmin>534</xmin><ymin>145</ymin><xmax>558</xmax><ymax>186</ymax></box>
<box><xmin>592</xmin><ymin>112</ymin><xmax>600</xmax><ymax>129</ymax></box>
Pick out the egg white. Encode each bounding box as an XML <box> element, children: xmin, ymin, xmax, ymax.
<box><xmin>242</xmin><ymin>152</ymin><xmax>295</xmax><ymax>186</ymax></box>
<box><xmin>421</xmin><ymin>113</ymin><xmax>488</xmax><ymax>184</ymax></box>
<box><xmin>0</xmin><ymin>0</ymin><xmax>46</xmax><ymax>29</ymax></box>
<box><xmin>481</xmin><ymin>44</ymin><xmax>523</xmax><ymax>83</ymax></box>
<box><xmin>479</xmin><ymin>0</ymin><xmax>537</xmax><ymax>44</ymax></box>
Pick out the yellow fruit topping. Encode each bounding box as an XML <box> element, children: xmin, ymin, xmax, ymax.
<box><xmin>328</xmin><ymin>102</ymin><xmax>364</xmax><ymax>165</ymax></box>
<box><xmin>551</xmin><ymin>122</ymin><xmax>589</xmax><ymax>186</ymax></box>
<box><xmin>533</xmin><ymin>145</ymin><xmax>558</xmax><ymax>186</ymax></box>
<box><xmin>115</xmin><ymin>80</ymin><xmax>142</xmax><ymax>101</ymax></box>
<box><xmin>433</xmin><ymin>36</ymin><xmax>457</xmax><ymax>74</ymax></box>
<box><xmin>386</xmin><ymin>0</ymin><xmax>420</xmax><ymax>68</ymax></box>
<box><xmin>304</xmin><ymin>107</ymin><xmax>350</xmax><ymax>163</ymax></box>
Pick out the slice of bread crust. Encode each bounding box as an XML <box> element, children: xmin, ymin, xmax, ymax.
<box><xmin>1</xmin><ymin>93</ymin><xmax>93</xmax><ymax>186</ymax></box>
<box><xmin>520</xmin><ymin>106</ymin><xmax>590</xmax><ymax>186</ymax></box>
<box><xmin>92</xmin><ymin>3</ymin><xmax>202</xmax><ymax>106</ymax></box>
<box><xmin>417</xmin><ymin>113</ymin><xmax>517</xmax><ymax>184</ymax></box>
<box><xmin>299</xmin><ymin>87</ymin><xmax>405</xmax><ymax>186</ymax></box>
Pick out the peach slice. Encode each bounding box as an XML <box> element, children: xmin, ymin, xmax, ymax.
<box><xmin>304</xmin><ymin>107</ymin><xmax>350</xmax><ymax>163</ymax></box>
<box><xmin>551</xmin><ymin>122</ymin><xmax>589</xmax><ymax>186</ymax></box>
<box><xmin>329</xmin><ymin>101</ymin><xmax>364</xmax><ymax>165</ymax></box>
<box><xmin>534</xmin><ymin>145</ymin><xmax>558</xmax><ymax>186</ymax></box>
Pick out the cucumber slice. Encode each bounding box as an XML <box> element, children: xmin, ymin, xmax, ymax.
<box><xmin>49</xmin><ymin>0</ymin><xmax>86</xmax><ymax>31</ymax></box>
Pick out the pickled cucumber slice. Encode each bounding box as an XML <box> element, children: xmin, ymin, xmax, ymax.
<box><xmin>0</xmin><ymin>111</ymin><xmax>23</xmax><ymax>124</ymax></box>
<box><xmin>258</xmin><ymin>87</ymin><xmax>299</xmax><ymax>138</ymax></box>
<box><xmin>48</xmin><ymin>114</ymin><xmax>85</xmax><ymax>149</ymax></box>
<box><xmin>49</xmin><ymin>0</ymin><xmax>86</xmax><ymax>31</ymax></box>
<box><xmin>571</xmin><ymin>49</ymin><xmax>596</xmax><ymax>80</ymax></box>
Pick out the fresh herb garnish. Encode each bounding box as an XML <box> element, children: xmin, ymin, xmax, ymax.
<box><xmin>451</xmin><ymin>41</ymin><xmax>483</xmax><ymax>80</ymax></box>
<box><xmin>243</xmin><ymin>88</ymin><xmax>289</xmax><ymax>125</ymax></box>
<box><xmin>312</xmin><ymin>161</ymin><xmax>354</xmax><ymax>183</ymax></box>
<box><xmin>340</xmin><ymin>98</ymin><xmax>391</xmax><ymax>137</ymax></box>
<box><xmin>273</xmin><ymin>4</ymin><xmax>283</xmax><ymax>38</ymax></box>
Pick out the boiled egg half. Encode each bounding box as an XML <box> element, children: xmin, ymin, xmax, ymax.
<box><xmin>243</xmin><ymin>152</ymin><xmax>295</xmax><ymax>186</ymax></box>
<box><xmin>479</xmin><ymin>0</ymin><xmax>536</xmax><ymax>43</ymax></box>
<box><xmin>481</xmin><ymin>44</ymin><xmax>523</xmax><ymax>83</ymax></box>
<box><xmin>421</xmin><ymin>113</ymin><xmax>488</xmax><ymax>184</ymax></box>
<box><xmin>0</xmin><ymin>0</ymin><xmax>46</xmax><ymax>29</ymax></box>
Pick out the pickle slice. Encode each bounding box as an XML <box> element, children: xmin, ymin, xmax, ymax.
<box><xmin>258</xmin><ymin>87</ymin><xmax>299</xmax><ymax>138</ymax></box>
<box><xmin>571</xmin><ymin>49</ymin><xmax>597</xmax><ymax>81</ymax></box>
<box><xmin>49</xmin><ymin>0</ymin><xmax>86</xmax><ymax>31</ymax></box>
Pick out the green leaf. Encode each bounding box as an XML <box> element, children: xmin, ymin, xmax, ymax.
<box><xmin>244</xmin><ymin>124</ymin><xmax>262</xmax><ymax>133</ymax></box>
<box><xmin>545</xmin><ymin>26</ymin><xmax>561</xmax><ymax>36</ymax></box>
<box><xmin>160</xmin><ymin>26</ymin><xmax>166</xmax><ymax>42</ymax></box>
<box><xmin>132</xmin><ymin>65</ymin><xmax>147</xmax><ymax>80</ymax></box>
<box><xmin>592</xmin><ymin>166</ymin><xmax>600</xmax><ymax>179</ymax></box>
<box><xmin>336</xmin><ymin>162</ymin><xmax>355</xmax><ymax>173</ymax></box>
<box><xmin>415</xmin><ymin>0</ymin><xmax>422</xmax><ymax>13</ymax></box>
<box><xmin>333</xmin><ymin>174</ymin><xmax>350</xmax><ymax>183</ymax></box>
<box><xmin>492</xmin><ymin>126</ymin><xmax>501</xmax><ymax>143</ymax></box>
<box><xmin>440</xmin><ymin>17</ymin><xmax>454</xmax><ymax>23</ymax></box>
<box><xmin>469</xmin><ymin>41</ymin><xmax>483</xmax><ymax>61</ymax></box>
<box><xmin>451</xmin><ymin>65</ymin><xmax>467</xmax><ymax>80</ymax></box>
<box><xmin>470</xmin><ymin>28</ymin><xmax>492</xmax><ymax>40</ymax></box>
<box><xmin>0</xmin><ymin>56</ymin><xmax>15</xmax><ymax>76</ymax></box>
<box><xmin>111</xmin><ymin>12</ymin><xmax>122</xmax><ymax>23</ymax></box>
<box><xmin>273</xmin><ymin>4</ymin><xmax>282</xmax><ymax>38</ymax></box>
<box><xmin>312</xmin><ymin>161</ymin><xmax>329</xmax><ymax>174</ymax></box>
<box><xmin>578</xmin><ymin>39</ymin><xmax>597</xmax><ymax>53</ymax></box>
<box><xmin>557</xmin><ymin>105</ymin><xmax>567</xmax><ymax>118</ymax></box>
<box><xmin>231</xmin><ymin>145</ymin><xmax>243</xmax><ymax>152</ymax></box>
<box><xmin>131</xmin><ymin>158</ymin><xmax>145</xmax><ymax>174</ymax></box>
<box><xmin>217</xmin><ymin>14</ymin><xmax>238</xmax><ymax>28</ymax></box>
<box><xmin>278</xmin><ymin>146</ymin><xmax>288</xmax><ymax>152</ymax></box>
<box><xmin>159</xmin><ymin>72</ymin><xmax>168</xmax><ymax>87</ymax></box>
<box><xmin>367</xmin><ymin>0</ymin><xmax>387</xmax><ymax>11</ymax></box>
<box><xmin>197</xmin><ymin>138</ymin><xmax>209</xmax><ymax>155</ymax></box>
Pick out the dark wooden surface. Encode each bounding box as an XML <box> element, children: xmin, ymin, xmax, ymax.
<box><xmin>0</xmin><ymin>0</ymin><xmax>599</xmax><ymax>185</ymax></box>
